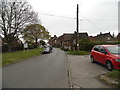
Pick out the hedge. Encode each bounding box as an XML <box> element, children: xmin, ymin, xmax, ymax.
<box><xmin>2</xmin><ymin>44</ymin><xmax>23</xmax><ymax>52</ymax></box>
<box><xmin>79</xmin><ymin>41</ymin><xmax>120</xmax><ymax>51</ymax></box>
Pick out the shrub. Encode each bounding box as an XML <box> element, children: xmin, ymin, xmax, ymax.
<box><xmin>2</xmin><ymin>44</ymin><xmax>8</xmax><ymax>52</ymax></box>
<box><xmin>79</xmin><ymin>40</ymin><xmax>120</xmax><ymax>51</ymax></box>
<box><xmin>2</xmin><ymin>43</ymin><xmax>23</xmax><ymax>52</ymax></box>
<box><xmin>79</xmin><ymin>42</ymin><xmax>96</xmax><ymax>51</ymax></box>
<box><xmin>28</xmin><ymin>44</ymin><xmax>36</xmax><ymax>49</ymax></box>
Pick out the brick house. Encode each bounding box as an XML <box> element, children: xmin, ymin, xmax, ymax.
<box><xmin>88</xmin><ymin>36</ymin><xmax>95</xmax><ymax>41</ymax></box>
<box><xmin>61</xmin><ymin>33</ymin><xmax>74</xmax><ymax>50</ymax></box>
<box><xmin>55</xmin><ymin>35</ymin><xmax>67</xmax><ymax>47</ymax></box>
<box><xmin>49</xmin><ymin>35</ymin><xmax>57</xmax><ymax>47</ymax></box>
<box><xmin>94</xmin><ymin>32</ymin><xmax>114</xmax><ymax>42</ymax></box>
<box><xmin>55</xmin><ymin>32</ymin><xmax>88</xmax><ymax>50</ymax></box>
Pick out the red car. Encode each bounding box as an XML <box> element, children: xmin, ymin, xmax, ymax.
<box><xmin>90</xmin><ymin>45</ymin><xmax>120</xmax><ymax>71</ymax></box>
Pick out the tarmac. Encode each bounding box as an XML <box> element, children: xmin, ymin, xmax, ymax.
<box><xmin>67</xmin><ymin>55</ymin><xmax>112</xmax><ymax>88</ymax></box>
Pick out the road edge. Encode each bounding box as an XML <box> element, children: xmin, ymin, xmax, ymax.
<box><xmin>65</xmin><ymin>53</ymin><xmax>73</xmax><ymax>88</ymax></box>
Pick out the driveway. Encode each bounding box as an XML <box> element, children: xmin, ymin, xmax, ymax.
<box><xmin>67</xmin><ymin>55</ymin><xmax>111</xmax><ymax>88</ymax></box>
<box><xmin>3</xmin><ymin>48</ymin><xmax>69</xmax><ymax>88</ymax></box>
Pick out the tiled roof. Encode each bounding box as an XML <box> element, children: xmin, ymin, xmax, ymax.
<box><xmin>117</xmin><ymin>33</ymin><xmax>120</xmax><ymax>38</ymax></box>
<box><xmin>63</xmin><ymin>34</ymin><xmax>74</xmax><ymax>41</ymax></box>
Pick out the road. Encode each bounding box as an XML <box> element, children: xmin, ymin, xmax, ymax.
<box><xmin>3</xmin><ymin>48</ymin><xmax>69</xmax><ymax>88</ymax></box>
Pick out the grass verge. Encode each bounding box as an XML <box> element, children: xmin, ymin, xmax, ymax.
<box><xmin>106</xmin><ymin>70</ymin><xmax>120</xmax><ymax>87</ymax></box>
<box><xmin>106</xmin><ymin>70</ymin><xmax>120</xmax><ymax>79</ymax></box>
<box><xmin>2</xmin><ymin>48</ymin><xmax>44</xmax><ymax>66</ymax></box>
<box><xmin>98</xmin><ymin>70</ymin><xmax>120</xmax><ymax>87</ymax></box>
<box><xmin>67</xmin><ymin>50</ymin><xmax>90</xmax><ymax>55</ymax></box>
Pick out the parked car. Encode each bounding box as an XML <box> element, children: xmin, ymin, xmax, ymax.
<box><xmin>90</xmin><ymin>45</ymin><xmax>120</xmax><ymax>71</ymax></box>
<box><xmin>42</xmin><ymin>47</ymin><xmax>52</xmax><ymax>54</ymax></box>
<box><xmin>117</xmin><ymin>44</ymin><xmax>120</xmax><ymax>46</ymax></box>
<box><xmin>49</xmin><ymin>46</ymin><xmax>53</xmax><ymax>51</ymax></box>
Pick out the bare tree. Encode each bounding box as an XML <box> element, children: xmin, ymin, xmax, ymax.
<box><xmin>0</xmin><ymin>0</ymin><xmax>38</xmax><ymax>51</ymax></box>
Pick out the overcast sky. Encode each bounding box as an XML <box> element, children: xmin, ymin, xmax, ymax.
<box><xmin>28</xmin><ymin>0</ymin><xmax>119</xmax><ymax>37</ymax></box>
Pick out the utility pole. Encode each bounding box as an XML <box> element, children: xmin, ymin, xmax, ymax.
<box><xmin>76</xmin><ymin>4</ymin><xmax>79</xmax><ymax>51</ymax></box>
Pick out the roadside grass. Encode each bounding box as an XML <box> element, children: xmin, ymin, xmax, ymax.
<box><xmin>2</xmin><ymin>48</ymin><xmax>44</xmax><ymax>66</ymax></box>
<box><xmin>106</xmin><ymin>70</ymin><xmax>120</xmax><ymax>87</ymax></box>
<box><xmin>67</xmin><ymin>50</ymin><xmax>90</xmax><ymax>55</ymax></box>
<box><xmin>106</xmin><ymin>70</ymin><xmax>120</xmax><ymax>79</ymax></box>
<box><xmin>98</xmin><ymin>70</ymin><xmax>120</xmax><ymax>87</ymax></box>
<box><xmin>0</xmin><ymin>53</ymin><xmax>2</xmax><ymax>66</ymax></box>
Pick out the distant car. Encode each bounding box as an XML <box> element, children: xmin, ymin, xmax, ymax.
<box><xmin>42</xmin><ymin>47</ymin><xmax>52</xmax><ymax>54</ymax></box>
<box><xmin>90</xmin><ymin>45</ymin><xmax>120</xmax><ymax>71</ymax></box>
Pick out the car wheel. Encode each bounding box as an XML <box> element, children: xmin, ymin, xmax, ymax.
<box><xmin>90</xmin><ymin>56</ymin><xmax>95</xmax><ymax>63</ymax></box>
<box><xmin>106</xmin><ymin>61</ymin><xmax>113</xmax><ymax>71</ymax></box>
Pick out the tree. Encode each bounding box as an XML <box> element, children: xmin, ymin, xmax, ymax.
<box><xmin>0</xmin><ymin>0</ymin><xmax>38</xmax><ymax>51</ymax></box>
<box><xmin>22</xmin><ymin>24</ymin><xmax>50</xmax><ymax>46</ymax></box>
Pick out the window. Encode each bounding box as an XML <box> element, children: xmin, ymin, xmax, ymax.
<box><xmin>99</xmin><ymin>47</ymin><xmax>106</xmax><ymax>53</ymax></box>
<box><xmin>106</xmin><ymin>46</ymin><xmax>120</xmax><ymax>55</ymax></box>
<box><xmin>93</xmin><ymin>46</ymin><xmax>99</xmax><ymax>52</ymax></box>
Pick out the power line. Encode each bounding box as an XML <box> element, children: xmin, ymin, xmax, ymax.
<box><xmin>39</xmin><ymin>12</ymin><xmax>117</xmax><ymax>21</ymax></box>
<box><xmin>39</xmin><ymin>12</ymin><xmax>110</xmax><ymax>33</ymax></box>
<box><xmin>80</xmin><ymin>13</ymin><xmax>105</xmax><ymax>31</ymax></box>
<box><xmin>85</xmin><ymin>18</ymin><xmax>117</xmax><ymax>21</ymax></box>
<box><xmin>39</xmin><ymin>13</ymin><xmax>76</xmax><ymax>19</ymax></box>
<box><xmin>48</xmin><ymin>20</ymin><xmax>74</xmax><ymax>29</ymax></box>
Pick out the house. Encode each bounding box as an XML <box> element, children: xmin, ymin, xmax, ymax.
<box><xmin>55</xmin><ymin>32</ymin><xmax>89</xmax><ymax>50</ymax></box>
<box><xmin>78</xmin><ymin>32</ymin><xmax>88</xmax><ymax>40</ymax></box>
<box><xmin>94</xmin><ymin>32</ymin><xmax>114</xmax><ymax>42</ymax></box>
<box><xmin>88</xmin><ymin>36</ymin><xmax>95</xmax><ymax>41</ymax></box>
<box><xmin>49</xmin><ymin>35</ymin><xmax>57</xmax><ymax>47</ymax></box>
<box><xmin>61</xmin><ymin>33</ymin><xmax>74</xmax><ymax>50</ymax></box>
<box><xmin>55</xmin><ymin>35</ymin><xmax>64</xmax><ymax>47</ymax></box>
<box><xmin>116</xmin><ymin>33</ymin><xmax>120</xmax><ymax>41</ymax></box>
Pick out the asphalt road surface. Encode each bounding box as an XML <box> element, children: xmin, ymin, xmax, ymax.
<box><xmin>3</xmin><ymin>48</ymin><xmax>69</xmax><ymax>88</ymax></box>
<box><xmin>68</xmin><ymin>55</ymin><xmax>110</xmax><ymax>88</ymax></box>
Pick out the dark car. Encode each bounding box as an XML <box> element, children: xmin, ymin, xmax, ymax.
<box><xmin>90</xmin><ymin>45</ymin><xmax>120</xmax><ymax>71</ymax></box>
<box><xmin>42</xmin><ymin>47</ymin><xmax>52</xmax><ymax>54</ymax></box>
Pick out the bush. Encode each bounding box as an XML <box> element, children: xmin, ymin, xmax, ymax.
<box><xmin>28</xmin><ymin>44</ymin><xmax>35</xmax><ymax>49</ymax></box>
<box><xmin>28</xmin><ymin>43</ymin><xmax>38</xmax><ymax>49</ymax></box>
<box><xmin>2</xmin><ymin>43</ymin><xmax>23</xmax><ymax>52</ymax></box>
<box><xmin>2</xmin><ymin>44</ymin><xmax>8</xmax><ymax>52</ymax></box>
<box><xmin>79</xmin><ymin>42</ymin><xmax>96</xmax><ymax>51</ymax></box>
<box><xmin>13</xmin><ymin>43</ymin><xmax>23</xmax><ymax>51</ymax></box>
<box><xmin>79</xmin><ymin>40</ymin><xmax>120</xmax><ymax>51</ymax></box>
